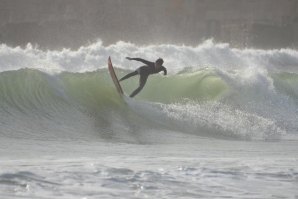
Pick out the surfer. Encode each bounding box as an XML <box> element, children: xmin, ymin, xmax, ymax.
<box><xmin>119</xmin><ymin>57</ymin><xmax>167</xmax><ymax>97</ymax></box>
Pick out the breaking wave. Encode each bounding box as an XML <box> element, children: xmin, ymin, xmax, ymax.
<box><xmin>0</xmin><ymin>40</ymin><xmax>298</xmax><ymax>142</ymax></box>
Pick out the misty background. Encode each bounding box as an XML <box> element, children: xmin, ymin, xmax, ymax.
<box><xmin>0</xmin><ymin>0</ymin><xmax>298</xmax><ymax>49</ymax></box>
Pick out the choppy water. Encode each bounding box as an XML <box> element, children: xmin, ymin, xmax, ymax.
<box><xmin>0</xmin><ymin>40</ymin><xmax>298</xmax><ymax>198</ymax></box>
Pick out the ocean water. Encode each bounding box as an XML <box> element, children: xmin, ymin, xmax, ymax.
<box><xmin>0</xmin><ymin>40</ymin><xmax>298</xmax><ymax>198</ymax></box>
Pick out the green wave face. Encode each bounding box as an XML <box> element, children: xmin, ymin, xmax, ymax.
<box><xmin>272</xmin><ymin>72</ymin><xmax>298</xmax><ymax>103</ymax></box>
<box><xmin>0</xmin><ymin>68</ymin><xmax>297</xmax><ymax>141</ymax></box>
<box><xmin>120</xmin><ymin>69</ymin><xmax>229</xmax><ymax>103</ymax></box>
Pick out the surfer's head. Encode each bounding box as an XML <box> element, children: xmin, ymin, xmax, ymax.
<box><xmin>155</xmin><ymin>58</ymin><xmax>164</xmax><ymax>69</ymax></box>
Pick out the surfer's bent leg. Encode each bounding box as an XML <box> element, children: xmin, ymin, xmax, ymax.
<box><xmin>129</xmin><ymin>75</ymin><xmax>148</xmax><ymax>98</ymax></box>
<box><xmin>119</xmin><ymin>71</ymin><xmax>138</xmax><ymax>81</ymax></box>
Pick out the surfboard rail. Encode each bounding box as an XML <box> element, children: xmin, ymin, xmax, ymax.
<box><xmin>108</xmin><ymin>56</ymin><xmax>124</xmax><ymax>95</ymax></box>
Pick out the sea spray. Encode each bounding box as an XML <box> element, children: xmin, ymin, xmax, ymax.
<box><xmin>1</xmin><ymin>40</ymin><xmax>298</xmax><ymax>73</ymax></box>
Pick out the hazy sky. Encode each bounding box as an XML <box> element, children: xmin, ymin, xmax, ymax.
<box><xmin>0</xmin><ymin>0</ymin><xmax>297</xmax><ymax>48</ymax></box>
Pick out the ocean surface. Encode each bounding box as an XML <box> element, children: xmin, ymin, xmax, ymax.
<box><xmin>0</xmin><ymin>40</ymin><xmax>298</xmax><ymax>198</ymax></box>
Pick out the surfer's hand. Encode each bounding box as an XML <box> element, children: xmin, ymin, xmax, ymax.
<box><xmin>126</xmin><ymin>57</ymin><xmax>132</xmax><ymax>60</ymax></box>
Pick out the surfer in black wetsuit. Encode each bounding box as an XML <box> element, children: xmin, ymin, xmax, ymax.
<box><xmin>119</xmin><ymin>57</ymin><xmax>167</xmax><ymax>97</ymax></box>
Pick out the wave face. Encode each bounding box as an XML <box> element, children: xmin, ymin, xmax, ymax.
<box><xmin>0</xmin><ymin>40</ymin><xmax>298</xmax><ymax>141</ymax></box>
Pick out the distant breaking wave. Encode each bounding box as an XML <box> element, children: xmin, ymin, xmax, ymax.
<box><xmin>1</xmin><ymin>39</ymin><xmax>298</xmax><ymax>73</ymax></box>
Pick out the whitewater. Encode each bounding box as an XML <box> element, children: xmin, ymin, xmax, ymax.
<box><xmin>0</xmin><ymin>40</ymin><xmax>298</xmax><ymax>198</ymax></box>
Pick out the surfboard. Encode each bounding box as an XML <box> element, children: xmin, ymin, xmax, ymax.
<box><xmin>108</xmin><ymin>56</ymin><xmax>124</xmax><ymax>96</ymax></box>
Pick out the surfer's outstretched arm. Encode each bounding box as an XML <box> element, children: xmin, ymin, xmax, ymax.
<box><xmin>126</xmin><ymin>57</ymin><xmax>153</xmax><ymax>66</ymax></box>
<box><xmin>129</xmin><ymin>75</ymin><xmax>148</xmax><ymax>98</ymax></box>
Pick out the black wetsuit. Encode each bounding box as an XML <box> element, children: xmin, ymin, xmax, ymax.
<box><xmin>119</xmin><ymin>58</ymin><xmax>167</xmax><ymax>97</ymax></box>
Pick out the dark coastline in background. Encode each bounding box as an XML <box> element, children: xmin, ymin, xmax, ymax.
<box><xmin>0</xmin><ymin>0</ymin><xmax>298</xmax><ymax>50</ymax></box>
